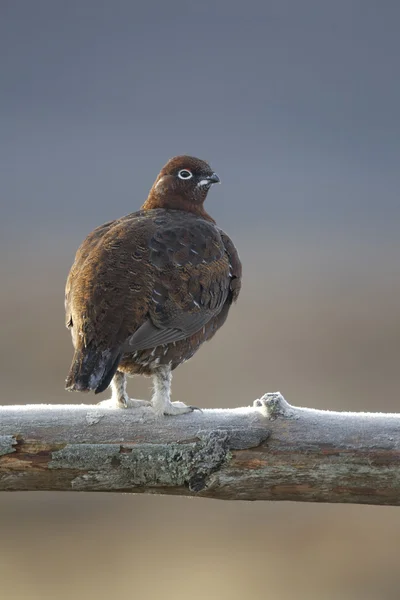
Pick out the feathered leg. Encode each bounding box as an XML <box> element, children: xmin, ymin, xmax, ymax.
<box><xmin>151</xmin><ymin>365</ymin><xmax>198</xmax><ymax>415</ymax></box>
<box><xmin>97</xmin><ymin>370</ymin><xmax>151</xmax><ymax>409</ymax></box>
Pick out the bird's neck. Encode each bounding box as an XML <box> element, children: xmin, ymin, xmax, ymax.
<box><xmin>141</xmin><ymin>192</ymin><xmax>215</xmax><ymax>223</ymax></box>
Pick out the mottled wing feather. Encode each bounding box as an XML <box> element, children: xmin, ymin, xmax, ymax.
<box><xmin>122</xmin><ymin>215</ymin><xmax>231</xmax><ymax>351</ymax></box>
<box><xmin>123</xmin><ymin>321</ymin><xmax>189</xmax><ymax>351</ymax></box>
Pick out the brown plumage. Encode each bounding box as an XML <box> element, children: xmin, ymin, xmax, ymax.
<box><xmin>65</xmin><ymin>156</ymin><xmax>241</xmax><ymax>415</ymax></box>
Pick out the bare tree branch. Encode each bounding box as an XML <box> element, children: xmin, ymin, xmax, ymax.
<box><xmin>1</xmin><ymin>393</ymin><xmax>399</xmax><ymax>505</ymax></box>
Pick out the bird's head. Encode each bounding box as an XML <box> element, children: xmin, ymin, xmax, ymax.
<box><xmin>142</xmin><ymin>156</ymin><xmax>220</xmax><ymax>219</ymax></box>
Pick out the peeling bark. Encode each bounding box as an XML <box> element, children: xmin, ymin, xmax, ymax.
<box><xmin>0</xmin><ymin>393</ymin><xmax>400</xmax><ymax>505</ymax></box>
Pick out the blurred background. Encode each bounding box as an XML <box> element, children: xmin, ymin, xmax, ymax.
<box><xmin>1</xmin><ymin>1</ymin><xmax>400</xmax><ymax>598</ymax></box>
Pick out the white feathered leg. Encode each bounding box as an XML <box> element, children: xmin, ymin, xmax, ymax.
<box><xmin>97</xmin><ymin>370</ymin><xmax>151</xmax><ymax>409</ymax></box>
<box><xmin>151</xmin><ymin>365</ymin><xmax>197</xmax><ymax>416</ymax></box>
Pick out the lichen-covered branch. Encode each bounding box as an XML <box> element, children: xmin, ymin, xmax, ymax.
<box><xmin>1</xmin><ymin>393</ymin><xmax>400</xmax><ymax>505</ymax></box>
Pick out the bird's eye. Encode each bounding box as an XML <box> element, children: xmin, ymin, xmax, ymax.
<box><xmin>178</xmin><ymin>169</ymin><xmax>193</xmax><ymax>180</ymax></box>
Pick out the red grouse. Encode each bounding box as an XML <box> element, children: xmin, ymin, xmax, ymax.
<box><xmin>65</xmin><ymin>156</ymin><xmax>241</xmax><ymax>415</ymax></box>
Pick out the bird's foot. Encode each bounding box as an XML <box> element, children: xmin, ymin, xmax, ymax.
<box><xmin>151</xmin><ymin>398</ymin><xmax>201</xmax><ymax>416</ymax></box>
<box><xmin>97</xmin><ymin>397</ymin><xmax>151</xmax><ymax>409</ymax></box>
<box><xmin>162</xmin><ymin>402</ymin><xmax>198</xmax><ymax>416</ymax></box>
<box><xmin>151</xmin><ymin>366</ymin><xmax>201</xmax><ymax>416</ymax></box>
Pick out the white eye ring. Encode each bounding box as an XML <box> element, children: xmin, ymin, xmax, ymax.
<box><xmin>178</xmin><ymin>169</ymin><xmax>193</xmax><ymax>180</ymax></box>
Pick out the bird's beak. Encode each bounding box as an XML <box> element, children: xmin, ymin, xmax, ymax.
<box><xmin>207</xmin><ymin>172</ymin><xmax>221</xmax><ymax>184</ymax></box>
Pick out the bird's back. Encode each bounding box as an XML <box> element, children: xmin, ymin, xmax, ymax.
<box><xmin>65</xmin><ymin>208</ymin><xmax>240</xmax><ymax>392</ymax></box>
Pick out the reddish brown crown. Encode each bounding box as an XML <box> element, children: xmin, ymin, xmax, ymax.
<box><xmin>141</xmin><ymin>155</ymin><xmax>219</xmax><ymax>221</ymax></box>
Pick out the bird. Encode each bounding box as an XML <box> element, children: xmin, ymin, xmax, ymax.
<box><xmin>65</xmin><ymin>155</ymin><xmax>242</xmax><ymax>415</ymax></box>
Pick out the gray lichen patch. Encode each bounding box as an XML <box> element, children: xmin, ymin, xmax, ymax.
<box><xmin>55</xmin><ymin>431</ymin><xmax>232</xmax><ymax>492</ymax></box>
<box><xmin>49</xmin><ymin>444</ymin><xmax>121</xmax><ymax>470</ymax></box>
<box><xmin>188</xmin><ymin>430</ymin><xmax>230</xmax><ymax>491</ymax></box>
<box><xmin>0</xmin><ymin>435</ymin><xmax>17</xmax><ymax>456</ymax></box>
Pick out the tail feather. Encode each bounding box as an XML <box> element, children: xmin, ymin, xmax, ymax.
<box><xmin>93</xmin><ymin>351</ymin><xmax>122</xmax><ymax>394</ymax></box>
<box><xmin>65</xmin><ymin>343</ymin><xmax>122</xmax><ymax>394</ymax></box>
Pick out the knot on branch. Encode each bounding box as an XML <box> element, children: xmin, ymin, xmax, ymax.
<box><xmin>253</xmin><ymin>393</ymin><xmax>298</xmax><ymax>420</ymax></box>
